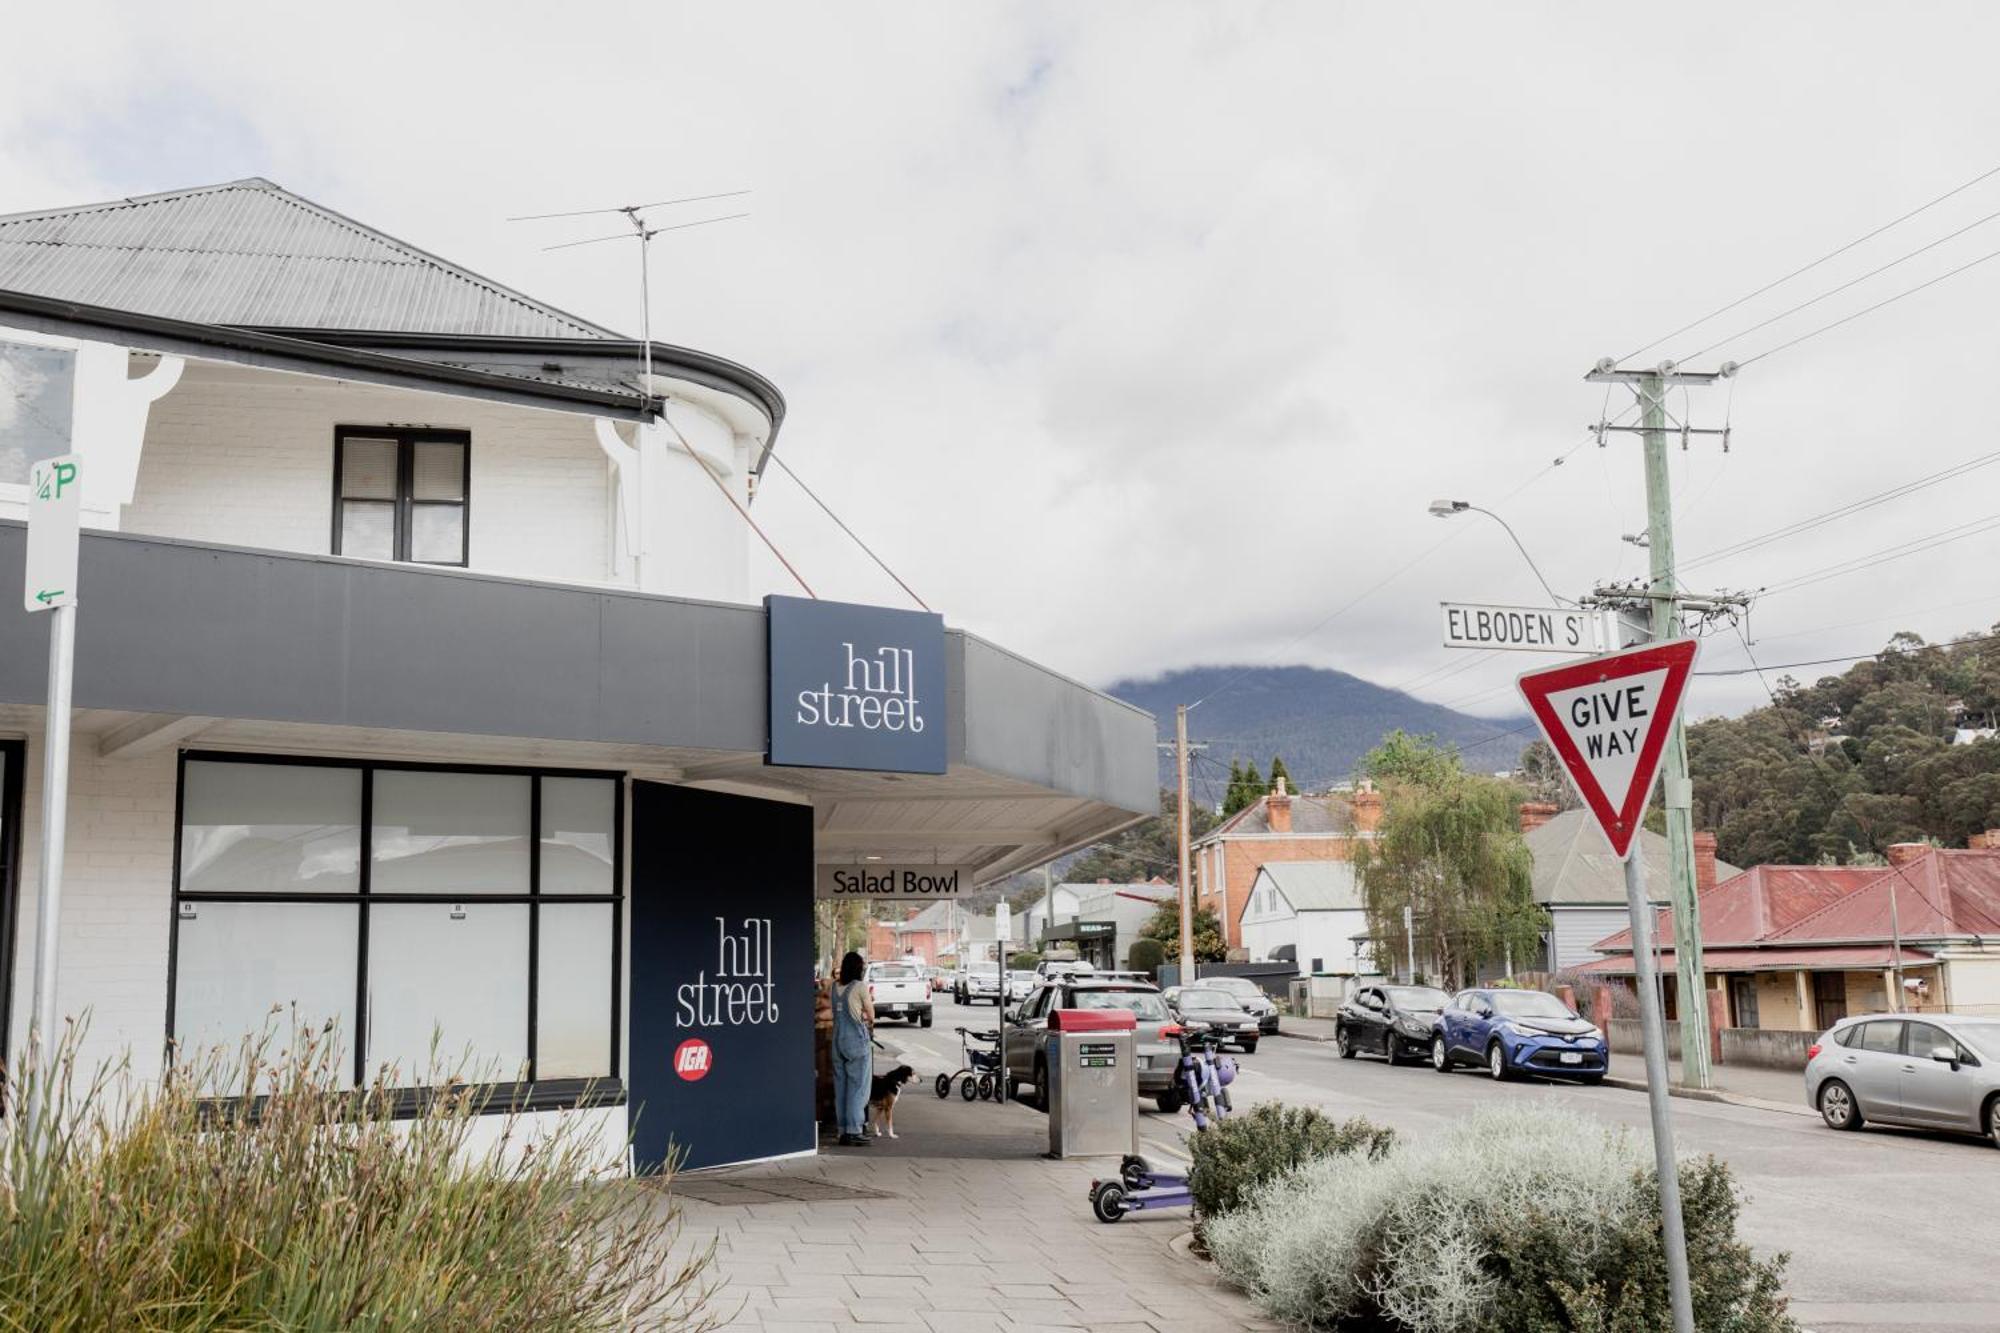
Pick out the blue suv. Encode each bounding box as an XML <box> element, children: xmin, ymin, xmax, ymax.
<box><xmin>1430</xmin><ymin>987</ymin><xmax>1607</xmax><ymax>1083</ymax></box>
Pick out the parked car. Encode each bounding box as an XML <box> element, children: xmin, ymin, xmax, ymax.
<box><xmin>1198</xmin><ymin>975</ymin><xmax>1281</xmax><ymax>1034</ymax></box>
<box><xmin>1429</xmin><ymin>987</ymin><xmax>1605</xmax><ymax>1082</ymax></box>
<box><xmin>1337</xmin><ymin>984</ymin><xmax>1453</xmax><ymax>1064</ymax></box>
<box><xmin>1163</xmin><ymin>985</ymin><xmax>1261</xmax><ymax>1053</ymax></box>
<box><xmin>1806</xmin><ymin>1013</ymin><xmax>2000</xmax><ymax>1147</ymax></box>
<box><xmin>1002</xmin><ymin>978</ymin><xmax>1185</xmax><ymax>1111</ymax></box>
<box><xmin>866</xmin><ymin>960</ymin><xmax>933</xmax><ymax>1027</ymax></box>
<box><xmin>956</xmin><ymin>964</ymin><xmax>1002</xmax><ymax>1005</ymax></box>
<box><xmin>930</xmin><ymin>966</ymin><xmax>952</xmax><ymax>993</ymax></box>
<box><xmin>1005</xmin><ymin>969</ymin><xmax>1039</xmax><ymax>1002</ymax></box>
<box><xmin>1036</xmin><ymin>959</ymin><xmax>1097</xmax><ymax>981</ymax></box>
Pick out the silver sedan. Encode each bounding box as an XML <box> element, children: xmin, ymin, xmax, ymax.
<box><xmin>1806</xmin><ymin>1012</ymin><xmax>2000</xmax><ymax>1147</ymax></box>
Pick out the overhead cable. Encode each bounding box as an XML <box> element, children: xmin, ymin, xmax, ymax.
<box><xmin>1758</xmin><ymin>513</ymin><xmax>2000</xmax><ymax>598</ymax></box>
<box><xmin>1618</xmin><ymin>158</ymin><xmax>2000</xmax><ymax>365</ymax></box>
<box><xmin>1733</xmin><ymin>240</ymin><xmax>2000</xmax><ymax>371</ymax></box>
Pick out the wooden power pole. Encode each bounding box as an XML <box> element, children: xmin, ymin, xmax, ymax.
<box><xmin>1176</xmin><ymin>705</ymin><xmax>1195</xmax><ymax>982</ymax></box>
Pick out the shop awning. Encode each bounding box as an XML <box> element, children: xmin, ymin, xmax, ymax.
<box><xmin>1578</xmin><ymin>945</ymin><xmax>1937</xmax><ymax>976</ymax></box>
<box><xmin>0</xmin><ymin>522</ymin><xmax>1158</xmax><ymax>881</ymax></box>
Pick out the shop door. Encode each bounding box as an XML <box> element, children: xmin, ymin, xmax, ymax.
<box><xmin>0</xmin><ymin>741</ymin><xmax>19</xmax><ymax>1098</ymax></box>
<box><xmin>627</xmin><ymin>782</ymin><xmax>814</xmax><ymax>1173</ymax></box>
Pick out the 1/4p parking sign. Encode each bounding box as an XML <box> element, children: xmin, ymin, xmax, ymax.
<box><xmin>24</xmin><ymin>453</ymin><xmax>80</xmax><ymax>613</ymax></box>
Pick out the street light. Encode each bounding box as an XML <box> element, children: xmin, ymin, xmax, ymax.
<box><xmin>1428</xmin><ymin>498</ymin><xmax>1573</xmax><ymax>607</ymax></box>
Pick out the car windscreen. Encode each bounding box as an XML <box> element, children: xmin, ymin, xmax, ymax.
<box><xmin>1178</xmin><ymin>989</ymin><xmax>1240</xmax><ymax>1009</ymax></box>
<box><xmin>1386</xmin><ymin>986</ymin><xmax>1451</xmax><ymax>1011</ymax></box>
<box><xmin>1206</xmin><ymin>977</ymin><xmax>1259</xmax><ymax>993</ymax></box>
<box><xmin>1488</xmin><ymin>990</ymin><xmax>1575</xmax><ymax>1019</ymax></box>
<box><xmin>870</xmin><ymin>965</ymin><xmax>919</xmax><ymax>980</ymax></box>
<box><xmin>1070</xmin><ymin>990</ymin><xmax>1168</xmax><ymax>1019</ymax></box>
<box><xmin>1950</xmin><ymin>1020</ymin><xmax>2000</xmax><ymax>1059</ymax></box>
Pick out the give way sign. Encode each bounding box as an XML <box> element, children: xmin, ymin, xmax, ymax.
<box><xmin>1516</xmin><ymin>638</ymin><xmax>1699</xmax><ymax>861</ymax></box>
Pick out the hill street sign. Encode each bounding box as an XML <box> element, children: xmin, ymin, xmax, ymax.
<box><xmin>1441</xmin><ymin>601</ymin><xmax>1599</xmax><ymax>652</ymax></box>
<box><xmin>24</xmin><ymin>453</ymin><xmax>80</xmax><ymax>613</ymax></box>
<box><xmin>1516</xmin><ymin>638</ymin><xmax>1699</xmax><ymax>860</ymax></box>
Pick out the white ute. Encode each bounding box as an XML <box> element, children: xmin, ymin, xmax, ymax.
<box><xmin>867</xmin><ymin>960</ymin><xmax>933</xmax><ymax>1027</ymax></box>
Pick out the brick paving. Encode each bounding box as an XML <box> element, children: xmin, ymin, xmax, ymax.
<box><xmin>642</xmin><ymin>1092</ymin><xmax>1283</xmax><ymax>1333</ymax></box>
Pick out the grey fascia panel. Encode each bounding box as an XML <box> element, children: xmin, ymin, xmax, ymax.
<box><xmin>0</xmin><ymin>524</ymin><xmax>767</xmax><ymax>753</ymax></box>
<box><xmin>957</xmin><ymin>631</ymin><xmax>1158</xmax><ymax>816</ymax></box>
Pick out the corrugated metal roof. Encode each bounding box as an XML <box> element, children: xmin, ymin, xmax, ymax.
<box><xmin>1525</xmin><ymin>810</ymin><xmax>1741</xmax><ymax>906</ymax></box>
<box><xmin>0</xmin><ymin>178</ymin><xmax>621</xmax><ymax>339</ymax></box>
<box><xmin>1257</xmin><ymin>860</ymin><xmax>1364</xmax><ymax>912</ymax></box>
<box><xmin>1578</xmin><ymin>945</ymin><xmax>1935</xmax><ymax>976</ymax></box>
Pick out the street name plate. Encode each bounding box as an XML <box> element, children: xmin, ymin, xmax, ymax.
<box><xmin>1442</xmin><ymin>601</ymin><xmax>1597</xmax><ymax>652</ymax></box>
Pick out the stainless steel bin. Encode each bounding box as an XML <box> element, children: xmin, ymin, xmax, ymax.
<box><xmin>1046</xmin><ymin>1008</ymin><xmax>1140</xmax><ymax>1158</ymax></box>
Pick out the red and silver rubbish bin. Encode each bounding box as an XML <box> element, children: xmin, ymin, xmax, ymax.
<box><xmin>1046</xmin><ymin>1007</ymin><xmax>1140</xmax><ymax>1158</ymax></box>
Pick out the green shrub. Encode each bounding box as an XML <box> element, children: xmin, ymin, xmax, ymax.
<box><xmin>1126</xmin><ymin>938</ymin><xmax>1166</xmax><ymax>977</ymax></box>
<box><xmin>1188</xmin><ymin>1102</ymin><xmax>1395</xmax><ymax>1221</ymax></box>
<box><xmin>1206</xmin><ymin>1104</ymin><xmax>1794</xmax><ymax>1333</ymax></box>
<box><xmin>0</xmin><ymin>1023</ymin><xmax>719</xmax><ymax>1332</ymax></box>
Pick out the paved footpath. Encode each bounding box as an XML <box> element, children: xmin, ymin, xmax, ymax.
<box><xmin>647</xmin><ymin>1053</ymin><xmax>1280</xmax><ymax>1333</ymax></box>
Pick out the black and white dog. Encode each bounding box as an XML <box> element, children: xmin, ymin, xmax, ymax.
<box><xmin>867</xmin><ymin>1064</ymin><xmax>915</xmax><ymax>1139</ymax></box>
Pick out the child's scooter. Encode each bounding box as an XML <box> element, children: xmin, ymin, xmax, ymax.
<box><xmin>1087</xmin><ymin>1024</ymin><xmax>1237</xmax><ymax>1223</ymax></box>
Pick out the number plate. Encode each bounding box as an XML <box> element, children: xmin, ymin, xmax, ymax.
<box><xmin>1559</xmin><ymin>1052</ymin><xmax>1583</xmax><ymax>1065</ymax></box>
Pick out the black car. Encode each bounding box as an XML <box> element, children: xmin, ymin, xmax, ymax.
<box><xmin>1336</xmin><ymin>983</ymin><xmax>1452</xmax><ymax>1065</ymax></box>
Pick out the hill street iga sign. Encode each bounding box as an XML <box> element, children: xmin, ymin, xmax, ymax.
<box><xmin>1516</xmin><ymin>639</ymin><xmax>1699</xmax><ymax>860</ymax></box>
<box><xmin>1441</xmin><ymin>602</ymin><xmax>1599</xmax><ymax>653</ymax></box>
<box><xmin>24</xmin><ymin>454</ymin><xmax>80</xmax><ymax>612</ymax></box>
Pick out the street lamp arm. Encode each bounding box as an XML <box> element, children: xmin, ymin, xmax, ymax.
<box><xmin>1465</xmin><ymin>505</ymin><xmax>1575</xmax><ymax>607</ymax></box>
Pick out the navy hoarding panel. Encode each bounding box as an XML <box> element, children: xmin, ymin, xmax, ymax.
<box><xmin>766</xmin><ymin>594</ymin><xmax>947</xmax><ymax>774</ymax></box>
<box><xmin>628</xmin><ymin>782</ymin><xmax>815</xmax><ymax>1172</ymax></box>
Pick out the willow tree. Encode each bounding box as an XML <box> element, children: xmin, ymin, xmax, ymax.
<box><xmin>1357</xmin><ymin>770</ymin><xmax>1543</xmax><ymax>989</ymax></box>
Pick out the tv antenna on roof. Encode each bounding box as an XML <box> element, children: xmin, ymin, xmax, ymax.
<box><xmin>508</xmin><ymin>190</ymin><xmax>751</xmax><ymax>405</ymax></box>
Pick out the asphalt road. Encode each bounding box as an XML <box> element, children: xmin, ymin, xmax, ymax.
<box><xmin>890</xmin><ymin>997</ymin><xmax>1999</xmax><ymax>1331</ymax></box>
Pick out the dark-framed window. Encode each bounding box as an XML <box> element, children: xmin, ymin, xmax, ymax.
<box><xmin>0</xmin><ymin>740</ymin><xmax>22</xmax><ymax>1109</ymax></box>
<box><xmin>332</xmin><ymin>427</ymin><xmax>470</xmax><ymax>566</ymax></box>
<box><xmin>167</xmin><ymin>752</ymin><xmax>622</xmax><ymax>1109</ymax></box>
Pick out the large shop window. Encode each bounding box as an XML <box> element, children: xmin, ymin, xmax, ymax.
<box><xmin>332</xmin><ymin>427</ymin><xmax>470</xmax><ymax>566</ymax></box>
<box><xmin>171</xmin><ymin>756</ymin><xmax>620</xmax><ymax>1100</ymax></box>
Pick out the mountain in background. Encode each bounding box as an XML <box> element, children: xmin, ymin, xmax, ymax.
<box><xmin>1107</xmin><ymin>664</ymin><xmax>1532</xmax><ymax>793</ymax></box>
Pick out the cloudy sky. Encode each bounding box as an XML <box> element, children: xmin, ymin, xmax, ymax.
<box><xmin>6</xmin><ymin>3</ymin><xmax>2000</xmax><ymax>724</ymax></box>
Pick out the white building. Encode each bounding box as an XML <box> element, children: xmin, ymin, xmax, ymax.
<box><xmin>1239</xmin><ymin>860</ymin><xmax>1370</xmax><ymax>976</ymax></box>
<box><xmin>0</xmin><ymin>178</ymin><xmax>1155</xmax><ymax>1171</ymax></box>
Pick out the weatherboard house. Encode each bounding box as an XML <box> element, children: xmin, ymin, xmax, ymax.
<box><xmin>0</xmin><ymin>179</ymin><xmax>1154</xmax><ymax>1170</ymax></box>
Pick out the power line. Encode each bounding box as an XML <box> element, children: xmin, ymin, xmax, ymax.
<box><xmin>762</xmin><ymin>450</ymin><xmax>930</xmax><ymax>611</ymax></box>
<box><xmin>1680</xmin><ymin>448</ymin><xmax>2000</xmax><ymax>573</ymax></box>
<box><xmin>1674</xmin><ymin>200</ymin><xmax>2000</xmax><ymax>366</ymax></box>
<box><xmin>1618</xmin><ymin>158</ymin><xmax>2000</xmax><ymax>365</ymax></box>
<box><xmin>1734</xmin><ymin>238</ymin><xmax>2000</xmax><ymax>371</ymax></box>
<box><xmin>1758</xmin><ymin>512</ymin><xmax>2000</xmax><ymax>598</ymax></box>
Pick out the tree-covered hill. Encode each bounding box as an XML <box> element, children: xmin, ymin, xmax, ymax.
<box><xmin>1687</xmin><ymin>628</ymin><xmax>2000</xmax><ymax>867</ymax></box>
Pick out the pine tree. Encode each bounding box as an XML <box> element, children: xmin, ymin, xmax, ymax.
<box><xmin>1223</xmin><ymin>759</ymin><xmax>1249</xmax><ymax>816</ymax></box>
<box><xmin>1269</xmin><ymin>756</ymin><xmax>1293</xmax><ymax>793</ymax></box>
<box><xmin>1242</xmin><ymin>761</ymin><xmax>1264</xmax><ymax>801</ymax></box>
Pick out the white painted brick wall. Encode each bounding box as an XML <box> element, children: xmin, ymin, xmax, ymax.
<box><xmin>6</xmin><ymin>734</ymin><xmax>178</xmax><ymax>1084</ymax></box>
<box><xmin>121</xmin><ymin>366</ymin><xmax>618</xmax><ymax>587</ymax></box>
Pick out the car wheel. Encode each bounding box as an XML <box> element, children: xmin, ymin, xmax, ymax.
<box><xmin>1487</xmin><ymin>1041</ymin><xmax>1512</xmax><ymax>1081</ymax></box>
<box><xmin>1385</xmin><ymin>1040</ymin><xmax>1405</xmax><ymax>1068</ymax></box>
<box><xmin>1090</xmin><ymin>1180</ymin><xmax>1127</xmax><ymax>1224</ymax></box>
<box><xmin>1985</xmin><ymin>1095</ymin><xmax>2000</xmax><ymax>1150</ymax></box>
<box><xmin>1032</xmin><ymin>1057</ymin><xmax>1051</xmax><ymax>1113</ymax></box>
<box><xmin>1336</xmin><ymin>1027</ymin><xmax>1357</xmax><ymax>1059</ymax></box>
<box><xmin>1240</xmin><ymin>1039</ymin><xmax>1258</xmax><ymax>1055</ymax></box>
<box><xmin>1819</xmin><ymin>1079</ymin><xmax>1863</xmax><ymax>1131</ymax></box>
<box><xmin>1154</xmin><ymin>1090</ymin><xmax>1184</xmax><ymax>1114</ymax></box>
<box><xmin>1432</xmin><ymin>1035</ymin><xmax>1452</xmax><ymax>1073</ymax></box>
<box><xmin>920</xmin><ymin>1010</ymin><xmax>933</xmax><ymax>1029</ymax></box>
<box><xmin>935</xmin><ymin>1073</ymin><xmax>952</xmax><ymax>1099</ymax></box>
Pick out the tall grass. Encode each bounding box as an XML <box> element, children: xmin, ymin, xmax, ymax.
<box><xmin>0</xmin><ymin>1020</ymin><xmax>719</xmax><ymax>1332</ymax></box>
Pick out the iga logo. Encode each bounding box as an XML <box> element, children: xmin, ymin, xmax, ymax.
<box><xmin>673</xmin><ymin>1038</ymin><xmax>713</xmax><ymax>1081</ymax></box>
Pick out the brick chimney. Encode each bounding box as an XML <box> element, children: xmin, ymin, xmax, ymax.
<box><xmin>1267</xmin><ymin>776</ymin><xmax>1293</xmax><ymax>834</ymax></box>
<box><xmin>1352</xmin><ymin>779</ymin><xmax>1384</xmax><ymax>834</ymax></box>
<box><xmin>1886</xmin><ymin>842</ymin><xmax>1933</xmax><ymax>868</ymax></box>
<box><xmin>1519</xmin><ymin>801</ymin><xmax>1559</xmax><ymax>833</ymax></box>
<box><xmin>1693</xmin><ymin>830</ymin><xmax>1719</xmax><ymax>893</ymax></box>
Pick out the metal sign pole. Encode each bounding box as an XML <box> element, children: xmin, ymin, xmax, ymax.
<box><xmin>25</xmin><ymin>602</ymin><xmax>75</xmax><ymax>1139</ymax></box>
<box><xmin>1621</xmin><ymin>847</ymin><xmax>1696</xmax><ymax>1333</ymax></box>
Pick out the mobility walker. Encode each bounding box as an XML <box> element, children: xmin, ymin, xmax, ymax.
<box><xmin>936</xmin><ymin>1026</ymin><xmax>1005</xmax><ymax>1102</ymax></box>
<box><xmin>1088</xmin><ymin>1024</ymin><xmax>1238</xmax><ymax>1222</ymax></box>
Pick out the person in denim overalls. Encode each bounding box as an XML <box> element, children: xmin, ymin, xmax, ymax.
<box><xmin>831</xmin><ymin>951</ymin><xmax>874</xmax><ymax>1147</ymax></box>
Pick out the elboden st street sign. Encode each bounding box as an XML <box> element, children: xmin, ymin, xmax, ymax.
<box><xmin>1440</xmin><ymin>601</ymin><xmax>1599</xmax><ymax>653</ymax></box>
